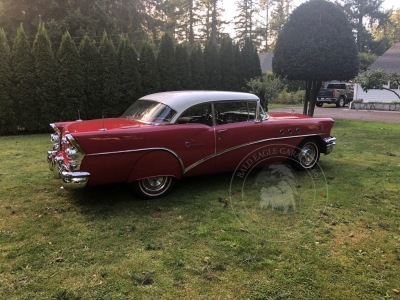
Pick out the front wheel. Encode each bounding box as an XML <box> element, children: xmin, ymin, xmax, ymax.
<box><xmin>316</xmin><ymin>102</ymin><xmax>323</xmax><ymax>107</ymax></box>
<box><xmin>291</xmin><ymin>139</ymin><xmax>320</xmax><ymax>170</ymax></box>
<box><xmin>132</xmin><ymin>176</ymin><xmax>176</xmax><ymax>199</ymax></box>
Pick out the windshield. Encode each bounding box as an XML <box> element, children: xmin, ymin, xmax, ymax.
<box><xmin>121</xmin><ymin>100</ymin><xmax>177</xmax><ymax>124</ymax></box>
<box><xmin>260</xmin><ymin>106</ymin><xmax>269</xmax><ymax>120</ymax></box>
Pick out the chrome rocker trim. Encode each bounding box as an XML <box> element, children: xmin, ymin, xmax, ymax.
<box><xmin>323</xmin><ymin>137</ymin><xmax>336</xmax><ymax>155</ymax></box>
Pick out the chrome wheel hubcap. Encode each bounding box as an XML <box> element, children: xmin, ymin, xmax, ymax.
<box><xmin>139</xmin><ymin>176</ymin><xmax>172</xmax><ymax>196</ymax></box>
<box><xmin>300</xmin><ymin>144</ymin><xmax>317</xmax><ymax>168</ymax></box>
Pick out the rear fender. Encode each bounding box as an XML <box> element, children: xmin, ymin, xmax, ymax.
<box><xmin>128</xmin><ymin>150</ymin><xmax>183</xmax><ymax>182</ymax></box>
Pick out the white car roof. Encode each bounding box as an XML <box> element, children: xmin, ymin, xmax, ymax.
<box><xmin>139</xmin><ymin>90</ymin><xmax>260</xmax><ymax>113</ymax></box>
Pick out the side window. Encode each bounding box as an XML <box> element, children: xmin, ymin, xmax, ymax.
<box><xmin>176</xmin><ymin>103</ymin><xmax>213</xmax><ymax>126</ymax></box>
<box><xmin>214</xmin><ymin>101</ymin><xmax>256</xmax><ymax>125</ymax></box>
<box><xmin>390</xmin><ymin>82</ymin><xmax>399</xmax><ymax>90</ymax></box>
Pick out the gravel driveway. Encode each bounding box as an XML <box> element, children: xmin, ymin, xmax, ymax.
<box><xmin>269</xmin><ymin>106</ymin><xmax>400</xmax><ymax>123</ymax></box>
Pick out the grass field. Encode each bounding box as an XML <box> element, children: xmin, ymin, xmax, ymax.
<box><xmin>0</xmin><ymin>120</ymin><xmax>399</xmax><ymax>299</ymax></box>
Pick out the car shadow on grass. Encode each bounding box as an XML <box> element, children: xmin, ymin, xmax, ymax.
<box><xmin>64</xmin><ymin>171</ymin><xmax>235</xmax><ymax>219</ymax></box>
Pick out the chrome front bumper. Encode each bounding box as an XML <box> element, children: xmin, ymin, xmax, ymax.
<box><xmin>323</xmin><ymin>137</ymin><xmax>336</xmax><ymax>155</ymax></box>
<box><xmin>47</xmin><ymin>151</ymin><xmax>90</xmax><ymax>189</ymax></box>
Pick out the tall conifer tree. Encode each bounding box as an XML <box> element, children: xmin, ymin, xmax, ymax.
<box><xmin>190</xmin><ymin>43</ymin><xmax>206</xmax><ymax>90</ymax></box>
<box><xmin>203</xmin><ymin>40</ymin><xmax>222</xmax><ymax>90</ymax></box>
<box><xmin>220</xmin><ymin>37</ymin><xmax>238</xmax><ymax>91</ymax></box>
<box><xmin>175</xmin><ymin>44</ymin><xmax>192</xmax><ymax>90</ymax></box>
<box><xmin>32</xmin><ymin>22</ymin><xmax>58</xmax><ymax>131</ymax></box>
<box><xmin>99</xmin><ymin>31</ymin><xmax>120</xmax><ymax>117</ymax></box>
<box><xmin>233</xmin><ymin>43</ymin><xmax>245</xmax><ymax>89</ymax></box>
<box><xmin>58</xmin><ymin>31</ymin><xmax>84</xmax><ymax>121</ymax></box>
<box><xmin>157</xmin><ymin>33</ymin><xmax>179</xmax><ymax>91</ymax></box>
<box><xmin>117</xmin><ymin>36</ymin><xmax>142</xmax><ymax>109</ymax></box>
<box><xmin>79</xmin><ymin>35</ymin><xmax>102</xmax><ymax>119</ymax></box>
<box><xmin>241</xmin><ymin>37</ymin><xmax>256</xmax><ymax>82</ymax></box>
<box><xmin>10</xmin><ymin>24</ymin><xmax>35</xmax><ymax>131</ymax></box>
<box><xmin>0</xmin><ymin>29</ymin><xmax>15</xmax><ymax>134</ymax></box>
<box><xmin>139</xmin><ymin>41</ymin><xmax>160</xmax><ymax>96</ymax></box>
<box><xmin>253</xmin><ymin>47</ymin><xmax>262</xmax><ymax>78</ymax></box>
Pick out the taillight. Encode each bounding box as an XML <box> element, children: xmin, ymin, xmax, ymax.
<box><xmin>64</xmin><ymin>134</ymin><xmax>86</xmax><ymax>170</ymax></box>
<box><xmin>332</xmin><ymin>90</ymin><xmax>336</xmax><ymax>96</ymax></box>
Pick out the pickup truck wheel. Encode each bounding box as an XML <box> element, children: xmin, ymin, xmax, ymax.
<box><xmin>132</xmin><ymin>176</ymin><xmax>176</xmax><ymax>199</ymax></box>
<box><xmin>337</xmin><ymin>97</ymin><xmax>345</xmax><ymax>108</ymax></box>
<box><xmin>316</xmin><ymin>102</ymin><xmax>323</xmax><ymax>107</ymax></box>
<box><xmin>291</xmin><ymin>138</ymin><xmax>320</xmax><ymax>170</ymax></box>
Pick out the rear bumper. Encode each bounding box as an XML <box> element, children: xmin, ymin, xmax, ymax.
<box><xmin>317</xmin><ymin>98</ymin><xmax>337</xmax><ymax>103</ymax></box>
<box><xmin>47</xmin><ymin>151</ymin><xmax>90</xmax><ymax>189</ymax></box>
<box><xmin>323</xmin><ymin>137</ymin><xmax>336</xmax><ymax>155</ymax></box>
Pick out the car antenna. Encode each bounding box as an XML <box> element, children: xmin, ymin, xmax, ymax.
<box><xmin>100</xmin><ymin>115</ymin><xmax>107</xmax><ymax>131</ymax></box>
<box><xmin>77</xmin><ymin>110</ymin><xmax>82</xmax><ymax>121</ymax></box>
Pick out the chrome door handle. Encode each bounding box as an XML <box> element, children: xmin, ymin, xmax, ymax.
<box><xmin>218</xmin><ymin>129</ymin><xmax>227</xmax><ymax>134</ymax></box>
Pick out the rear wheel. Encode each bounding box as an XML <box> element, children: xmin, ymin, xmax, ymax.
<box><xmin>337</xmin><ymin>97</ymin><xmax>345</xmax><ymax>108</ymax></box>
<box><xmin>132</xmin><ymin>176</ymin><xmax>176</xmax><ymax>199</ymax></box>
<box><xmin>291</xmin><ymin>138</ymin><xmax>320</xmax><ymax>170</ymax></box>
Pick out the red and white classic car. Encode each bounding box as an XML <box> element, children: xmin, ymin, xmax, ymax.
<box><xmin>47</xmin><ymin>91</ymin><xmax>336</xmax><ymax>199</ymax></box>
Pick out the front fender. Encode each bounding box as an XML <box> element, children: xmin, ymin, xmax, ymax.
<box><xmin>128</xmin><ymin>150</ymin><xmax>183</xmax><ymax>183</ymax></box>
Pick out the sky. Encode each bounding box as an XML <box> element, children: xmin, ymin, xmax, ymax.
<box><xmin>223</xmin><ymin>0</ymin><xmax>400</xmax><ymax>31</ymax></box>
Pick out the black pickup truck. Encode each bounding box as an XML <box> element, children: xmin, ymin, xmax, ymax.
<box><xmin>316</xmin><ymin>83</ymin><xmax>354</xmax><ymax>107</ymax></box>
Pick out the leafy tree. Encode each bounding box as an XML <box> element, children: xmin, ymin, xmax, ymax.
<box><xmin>0</xmin><ymin>29</ymin><xmax>15</xmax><ymax>134</ymax></box>
<box><xmin>79</xmin><ymin>35</ymin><xmax>102</xmax><ymax>119</ymax></box>
<box><xmin>157</xmin><ymin>33</ymin><xmax>179</xmax><ymax>91</ymax></box>
<box><xmin>98</xmin><ymin>31</ymin><xmax>120</xmax><ymax>117</ymax></box>
<box><xmin>372</xmin><ymin>10</ymin><xmax>400</xmax><ymax>53</ymax></box>
<box><xmin>190</xmin><ymin>43</ymin><xmax>206</xmax><ymax>89</ymax></box>
<box><xmin>203</xmin><ymin>40</ymin><xmax>222</xmax><ymax>90</ymax></box>
<box><xmin>175</xmin><ymin>44</ymin><xmax>192</xmax><ymax>90</ymax></box>
<box><xmin>58</xmin><ymin>31</ymin><xmax>84</xmax><ymax>121</ymax></box>
<box><xmin>359</xmin><ymin>51</ymin><xmax>378</xmax><ymax>72</ymax></box>
<box><xmin>139</xmin><ymin>41</ymin><xmax>160</xmax><ymax>96</ymax></box>
<box><xmin>220</xmin><ymin>37</ymin><xmax>238</xmax><ymax>91</ymax></box>
<box><xmin>353</xmin><ymin>68</ymin><xmax>400</xmax><ymax>99</ymax></box>
<box><xmin>273</xmin><ymin>0</ymin><xmax>358</xmax><ymax>116</ymax></box>
<box><xmin>117</xmin><ymin>36</ymin><xmax>142</xmax><ymax>109</ymax></box>
<box><xmin>269</xmin><ymin>0</ymin><xmax>293</xmax><ymax>48</ymax></box>
<box><xmin>32</xmin><ymin>22</ymin><xmax>59</xmax><ymax>130</ymax></box>
<box><xmin>247</xmin><ymin>72</ymin><xmax>286</xmax><ymax>109</ymax></box>
<box><xmin>10</xmin><ymin>24</ymin><xmax>36</xmax><ymax>131</ymax></box>
<box><xmin>336</xmin><ymin>0</ymin><xmax>387</xmax><ymax>53</ymax></box>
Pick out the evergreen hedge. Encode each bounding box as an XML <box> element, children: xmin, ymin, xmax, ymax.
<box><xmin>0</xmin><ymin>24</ymin><xmax>262</xmax><ymax>135</ymax></box>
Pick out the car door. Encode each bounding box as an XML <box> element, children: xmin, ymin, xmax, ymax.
<box><xmin>214</xmin><ymin>101</ymin><xmax>276</xmax><ymax>172</ymax></box>
<box><xmin>173</xmin><ymin>102</ymin><xmax>217</xmax><ymax>177</ymax></box>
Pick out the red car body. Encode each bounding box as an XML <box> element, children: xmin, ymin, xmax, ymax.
<box><xmin>47</xmin><ymin>91</ymin><xmax>336</xmax><ymax>199</ymax></box>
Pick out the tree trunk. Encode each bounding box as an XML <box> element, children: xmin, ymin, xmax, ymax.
<box><xmin>307</xmin><ymin>80</ymin><xmax>322</xmax><ymax>117</ymax></box>
<box><xmin>303</xmin><ymin>80</ymin><xmax>311</xmax><ymax>115</ymax></box>
<box><xmin>211</xmin><ymin>1</ymin><xmax>217</xmax><ymax>44</ymax></box>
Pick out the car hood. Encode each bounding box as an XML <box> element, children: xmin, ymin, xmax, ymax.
<box><xmin>62</xmin><ymin>118</ymin><xmax>145</xmax><ymax>134</ymax></box>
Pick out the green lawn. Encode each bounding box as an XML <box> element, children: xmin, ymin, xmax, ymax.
<box><xmin>0</xmin><ymin>120</ymin><xmax>399</xmax><ymax>299</ymax></box>
<box><xmin>267</xmin><ymin>103</ymin><xmax>303</xmax><ymax>110</ymax></box>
